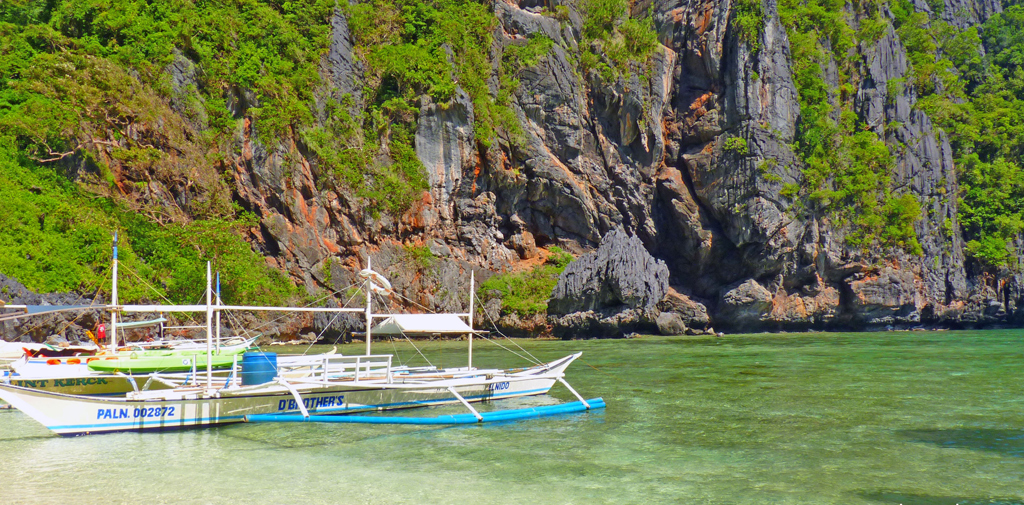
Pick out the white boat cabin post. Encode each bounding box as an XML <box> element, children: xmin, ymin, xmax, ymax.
<box><xmin>205</xmin><ymin>261</ymin><xmax>213</xmax><ymax>387</ymax></box>
<box><xmin>110</xmin><ymin>232</ymin><xmax>119</xmax><ymax>351</ymax></box>
<box><xmin>360</xmin><ymin>264</ymin><xmax>482</xmax><ymax>369</ymax></box>
<box><xmin>365</xmin><ymin>258</ymin><xmax>373</xmax><ymax>357</ymax></box>
<box><xmin>468</xmin><ymin>270</ymin><xmax>474</xmax><ymax>369</ymax></box>
<box><xmin>216</xmin><ymin>272</ymin><xmax>222</xmax><ymax>352</ymax></box>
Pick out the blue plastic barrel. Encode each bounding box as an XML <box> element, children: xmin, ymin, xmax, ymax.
<box><xmin>240</xmin><ymin>352</ymin><xmax>277</xmax><ymax>386</ymax></box>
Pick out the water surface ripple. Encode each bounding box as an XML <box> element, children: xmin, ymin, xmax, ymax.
<box><xmin>1</xmin><ymin>330</ymin><xmax>1022</xmax><ymax>504</ymax></box>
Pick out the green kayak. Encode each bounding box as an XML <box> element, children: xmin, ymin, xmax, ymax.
<box><xmin>87</xmin><ymin>351</ymin><xmax>243</xmax><ymax>373</ymax></box>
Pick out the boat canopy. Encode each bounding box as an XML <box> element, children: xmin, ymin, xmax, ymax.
<box><xmin>371</xmin><ymin>314</ymin><xmax>481</xmax><ymax>336</ymax></box>
<box><xmin>115</xmin><ymin>317</ymin><xmax>167</xmax><ymax>329</ymax></box>
<box><xmin>0</xmin><ymin>305</ymin><xmax>101</xmax><ymax>323</ymax></box>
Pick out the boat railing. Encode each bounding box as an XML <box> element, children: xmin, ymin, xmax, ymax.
<box><xmin>125</xmin><ymin>336</ymin><xmax>255</xmax><ymax>352</ymax></box>
<box><xmin>275</xmin><ymin>354</ymin><xmax>394</xmax><ymax>384</ymax></box>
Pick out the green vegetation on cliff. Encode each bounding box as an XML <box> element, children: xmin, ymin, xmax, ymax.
<box><xmin>578</xmin><ymin>0</ymin><xmax>659</xmax><ymax>81</ymax></box>
<box><xmin>0</xmin><ymin>0</ymin><xmax>325</xmax><ymax>302</ymax></box>
<box><xmin>0</xmin><ymin>0</ymin><xmax>565</xmax><ymax>302</ymax></box>
<box><xmin>880</xmin><ymin>1</ymin><xmax>1024</xmax><ymax>267</ymax></box>
<box><xmin>7</xmin><ymin>0</ymin><xmax>1024</xmax><ymax>311</ymax></box>
<box><xmin>0</xmin><ymin>138</ymin><xmax>295</xmax><ymax>304</ymax></box>
<box><xmin>778</xmin><ymin>0</ymin><xmax>923</xmax><ymax>255</ymax></box>
<box><xmin>479</xmin><ymin>247</ymin><xmax>574</xmax><ymax>317</ymax></box>
<box><xmin>772</xmin><ymin>0</ymin><xmax>1024</xmax><ymax>266</ymax></box>
<box><xmin>920</xmin><ymin>4</ymin><xmax>1024</xmax><ymax>267</ymax></box>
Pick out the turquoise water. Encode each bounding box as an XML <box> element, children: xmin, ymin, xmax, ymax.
<box><xmin>1</xmin><ymin>331</ymin><xmax>1023</xmax><ymax>504</ymax></box>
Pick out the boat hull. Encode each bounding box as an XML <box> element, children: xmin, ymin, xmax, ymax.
<box><xmin>2</xmin><ymin>374</ymin><xmax>172</xmax><ymax>396</ymax></box>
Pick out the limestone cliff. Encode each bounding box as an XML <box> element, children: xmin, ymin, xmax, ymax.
<box><xmin>221</xmin><ymin>0</ymin><xmax>1017</xmax><ymax>336</ymax></box>
<box><xmin>4</xmin><ymin>0</ymin><xmax>1018</xmax><ymax>341</ymax></box>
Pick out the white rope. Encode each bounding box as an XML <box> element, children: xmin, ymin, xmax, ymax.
<box><xmin>401</xmin><ymin>329</ymin><xmax>433</xmax><ymax>367</ymax></box>
<box><xmin>388</xmin><ymin>333</ymin><xmax>404</xmax><ymax>366</ymax></box>
<box><xmin>480</xmin><ymin>312</ymin><xmax>543</xmax><ymax>365</ymax></box>
<box><xmin>369</xmin><ymin>288</ymin><xmax>429</xmax><ymax>367</ymax></box>
<box><xmin>480</xmin><ymin>328</ymin><xmax>541</xmax><ymax>365</ymax></box>
<box><xmin>368</xmin><ymin>287</ymin><xmax>436</xmax><ymax>368</ymax></box>
<box><xmin>388</xmin><ymin>288</ymin><xmax>435</xmax><ymax>314</ymax></box>
<box><xmin>215</xmin><ymin>280</ymin><xmax>365</xmax><ymax>359</ymax></box>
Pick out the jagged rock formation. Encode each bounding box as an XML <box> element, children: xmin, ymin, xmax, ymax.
<box><xmin>548</xmin><ymin>228</ymin><xmax>671</xmax><ymax>337</ymax></box>
<box><xmin>7</xmin><ymin>0</ymin><xmax>1021</xmax><ymax>342</ymax></box>
<box><xmin>201</xmin><ymin>0</ymin><xmax>1017</xmax><ymax>337</ymax></box>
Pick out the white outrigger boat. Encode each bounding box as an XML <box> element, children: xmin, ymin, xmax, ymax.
<box><xmin>0</xmin><ymin>258</ymin><xmax>602</xmax><ymax>436</ymax></box>
<box><xmin>0</xmin><ymin>351</ymin><xmax>592</xmax><ymax>435</ymax></box>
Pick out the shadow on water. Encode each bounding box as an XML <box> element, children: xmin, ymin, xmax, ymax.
<box><xmin>896</xmin><ymin>429</ymin><xmax>1024</xmax><ymax>457</ymax></box>
<box><xmin>859</xmin><ymin>491</ymin><xmax>1024</xmax><ymax>505</ymax></box>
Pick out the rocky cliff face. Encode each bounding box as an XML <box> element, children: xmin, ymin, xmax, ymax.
<box><xmin>220</xmin><ymin>0</ymin><xmax>1017</xmax><ymax>337</ymax></box>
<box><xmin>11</xmin><ymin>0</ymin><xmax>1015</xmax><ymax>343</ymax></box>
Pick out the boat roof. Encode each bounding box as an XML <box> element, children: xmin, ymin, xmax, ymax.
<box><xmin>0</xmin><ymin>304</ymin><xmax>100</xmax><ymax>322</ymax></box>
<box><xmin>371</xmin><ymin>314</ymin><xmax>480</xmax><ymax>335</ymax></box>
<box><xmin>116</xmin><ymin>317</ymin><xmax>167</xmax><ymax>329</ymax></box>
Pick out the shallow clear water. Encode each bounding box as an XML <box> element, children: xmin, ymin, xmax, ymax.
<box><xmin>2</xmin><ymin>330</ymin><xmax>1023</xmax><ymax>504</ymax></box>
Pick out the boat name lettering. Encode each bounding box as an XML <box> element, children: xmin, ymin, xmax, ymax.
<box><xmin>15</xmin><ymin>380</ymin><xmax>48</xmax><ymax>388</ymax></box>
<box><xmin>96</xmin><ymin>406</ymin><xmax>175</xmax><ymax>420</ymax></box>
<box><xmin>278</xmin><ymin>395</ymin><xmax>345</xmax><ymax>411</ymax></box>
<box><xmin>15</xmin><ymin>378</ymin><xmax>111</xmax><ymax>388</ymax></box>
<box><xmin>54</xmin><ymin>378</ymin><xmax>110</xmax><ymax>387</ymax></box>
<box><xmin>488</xmin><ymin>382</ymin><xmax>510</xmax><ymax>391</ymax></box>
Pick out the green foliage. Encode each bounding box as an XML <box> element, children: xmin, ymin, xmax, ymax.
<box><xmin>925</xmin><ymin>0</ymin><xmax>945</xmax><ymax>15</ymax></box>
<box><xmin>40</xmin><ymin>0</ymin><xmax>333</xmax><ymax>143</ymax></box>
<box><xmin>724</xmin><ymin>137</ymin><xmax>749</xmax><ymax>155</ymax></box>
<box><xmin>895</xmin><ymin>13</ymin><xmax>961</xmax><ymax>96</ymax></box>
<box><xmin>778</xmin><ymin>0</ymin><xmax>855</xmax><ymax>64</ymax></box>
<box><xmin>776</xmin><ymin>0</ymin><xmax>923</xmax><ymax>254</ymax></box>
<box><xmin>346</xmin><ymin>0</ymin><xmax>518</xmax><ymax>149</ymax></box>
<box><xmin>966</xmin><ymin>235</ymin><xmax>1010</xmax><ymax>265</ymax></box>
<box><xmin>880</xmin><ymin>194</ymin><xmax>924</xmax><ymax>254</ymax></box>
<box><xmin>781</xmin><ymin>183</ymin><xmax>800</xmax><ymax>199</ymax></box>
<box><xmin>579</xmin><ymin>0</ymin><xmax>659</xmax><ymax>81</ymax></box>
<box><xmin>899</xmin><ymin>5</ymin><xmax>1024</xmax><ymax>267</ymax></box>
<box><xmin>983</xmin><ymin>5</ymin><xmax>1024</xmax><ymax>70</ymax></box>
<box><xmin>758</xmin><ymin>158</ymin><xmax>782</xmax><ymax>182</ymax></box>
<box><xmin>0</xmin><ymin>1</ymin><xmax>309</xmax><ymax>300</ymax></box>
<box><xmin>504</xmin><ymin>34</ymin><xmax>554</xmax><ymax>71</ymax></box>
<box><xmin>858</xmin><ymin>15</ymin><xmax>889</xmax><ymax>44</ymax></box>
<box><xmin>732</xmin><ymin>0</ymin><xmax>764</xmax><ymax>51</ymax></box>
<box><xmin>478</xmin><ymin>247</ymin><xmax>575</xmax><ymax>317</ymax></box>
<box><xmin>0</xmin><ymin>0</ymin><xmax>433</xmax><ymax>219</ymax></box>
<box><xmin>404</xmin><ymin>244</ymin><xmax>436</xmax><ymax>269</ymax></box>
<box><xmin>0</xmin><ymin>137</ymin><xmax>120</xmax><ymax>295</ymax></box>
<box><xmin>0</xmin><ymin>136</ymin><xmax>294</xmax><ymax>304</ymax></box>
<box><xmin>322</xmin><ymin>258</ymin><xmax>334</xmax><ymax>285</ymax></box>
<box><xmin>546</xmin><ymin>246</ymin><xmax>575</xmax><ymax>269</ymax></box>
<box><xmin>119</xmin><ymin>212</ymin><xmax>295</xmax><ymax>305</ymax></box>
<box><xmin>581</xmin><ymin>0</ymin><xmax>627</xmax><ymax>40</ymax></box>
